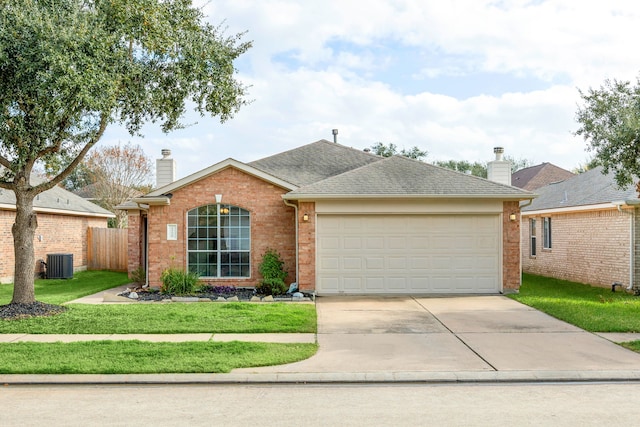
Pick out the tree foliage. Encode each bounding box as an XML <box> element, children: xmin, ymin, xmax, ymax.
<box><xmin>434</xmin><ymin>160</ymin><xmax>488</xmax><ymax>178</ymax></box>
<box><xmin>575</xmin><ymin>77</ymin><xmax>640</xmax><ymax>189</ymax></box>
<box><xmin>85</xmin><ymin>143</ymin><xmax>153</xmax><ymax>228</ymax></box>
<box><xmin>0</xmin><ymin>0</ymin><xmax>251</xmax><ymax>304</ymax></box>
<box><xmin>435</xmin><ymin>156</ymin><xmax>530</xmax><ymax>178</ymax></box>
<box><xmin>370</xmin><ymin>142</ymin><xmax>428</xmax><ymax>160</ymax></box>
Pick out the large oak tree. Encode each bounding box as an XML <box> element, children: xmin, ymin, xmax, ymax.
<box><xmin>575</xmin><ymin>77</ymin><xmax>640</xmax><ymax>190</ymax></box>
<box><xmin>0</xmin><ymin>0</ymin><xmax>251</xmax><ymax>304</ymax></box>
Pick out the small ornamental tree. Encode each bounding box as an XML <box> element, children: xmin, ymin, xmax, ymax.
<box><xmin>0</xmin><ymin>0</ymin><xmax>251</xmax><ymax>305</ymax></box>
<box><xmin>257</xmin><ymin>249</ymin><xmax>288</xmax><ymax>296</ymax></box>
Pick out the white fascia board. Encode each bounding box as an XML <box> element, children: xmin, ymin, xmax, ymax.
<box><xmin>522</xmin><ymin>202</ymin><xmax>619</xmax><ymax>216</ymax></box>
<box><xmin>131</xmin><ymin>196</ymin><xmax>170</xmax><ymax>206</ymax></box>
<box><xmin>146</xmin><ymin>158</ymin><xmax>297</xmax><ymax>197</ymax></box>
<box><xmin>284</xmin><ymin>193</ymin><xmax>535</xmax><ymax>201</ymax></box>
<box><xmin>0</xmin><ymin>203</ymin><xmax>115</xmax><ymax>218</ymax></box>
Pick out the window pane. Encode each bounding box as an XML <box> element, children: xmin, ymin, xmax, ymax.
<box><xmin>187</xmin><ymin>204</ymin><xmax>250</xmax><ymax>278</ymax></box>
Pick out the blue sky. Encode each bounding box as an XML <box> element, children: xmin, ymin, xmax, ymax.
<box><xmin>101</xmin><ymin>0</ymin><xmax>640</xmax><ymax>181</ymax></box>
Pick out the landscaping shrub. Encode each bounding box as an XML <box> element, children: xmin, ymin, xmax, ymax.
<box><xmin>130</xmin><ymin>267</ymin><xmax>146</xmax><ymax>285</ymax></box>
<box><xmin>160</xmin><ymin>268</ymin><xmax>199</xmax><ymax>295</ymax></box>
<box><xmin>256</xmin><ymin>249</ymin><xmax>288</xmax><ymax>296</ymax></box>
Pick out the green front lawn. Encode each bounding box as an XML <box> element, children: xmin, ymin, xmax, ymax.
<box><xmin>0</xmin><ymin>270</ymin><xmax>318</xmax><ymax>374</ymax></box>
<box><xmin>0</xmin><ymin>303</ymin><xmax>317</xmax><ymax>334</ymax></box>
<box><xmin>0</xmin><ymin>340</ymin><xmax>317</xmax><ymax>374</ymax></box>
<box><xmin>510</xmin><ymin>273</ymin><xmax>640</xmax><ymax>333</ymax></box>
<box><xmin>0</xmin><ymin>270</ymin><xmax>131</xmax><ymax>305</ymax></box>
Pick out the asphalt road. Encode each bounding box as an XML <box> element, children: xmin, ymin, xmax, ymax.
<box><xmin>1</xmin><ymin>382</ymin><xmax>638</xmax><ymax>426</ymax></box>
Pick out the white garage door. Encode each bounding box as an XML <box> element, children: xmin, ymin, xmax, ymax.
<box><xmin>317</xmin><ymin>215</ymin><xmax>501</xmax><ymax>294</ymax></box>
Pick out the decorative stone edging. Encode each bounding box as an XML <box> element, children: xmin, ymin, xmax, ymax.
<box><xmin>102</xmin><ymin>292</ymin><xmax>314</xmax><ymax>303</ymax></box>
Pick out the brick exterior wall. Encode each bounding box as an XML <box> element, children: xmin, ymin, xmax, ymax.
<box><xmin>0</xmin><ymin>209</ymin><xmax>108</xmax><ymax>283</ymax></box>
<box><xmin>503</xmin><ymin>201</ymin><xmax>521</xmax><ymax>291</ymax></box>
<box><xmin>137</xmin><ymin>167</ymin><xmax>296</xmax><ymax>288</ymax></box>
<box><xmin>521</xmin><ymin>208</ymin><xmax>631</xmax><ymax>288</ymax></box>
<box><xmin>297</xmin><ymin>201</ymin><xmax>316</xmax><ymax>291</ymax></box>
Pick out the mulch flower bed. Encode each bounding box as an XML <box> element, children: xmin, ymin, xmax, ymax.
<box><xmin>119</xmin><ymin>285</ymin><xmax>313</xmax><ymax>302</ymax></box>
<box><xmin>0</xmin><ymin>302</ymin><xmax>67</xmax><ymax>320</ymax></box>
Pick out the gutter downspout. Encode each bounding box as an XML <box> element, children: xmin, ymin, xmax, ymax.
<box><xmin>283</xmin><ymin>199</ymin><xmax>299</xmax><ymax>286</ymax></box>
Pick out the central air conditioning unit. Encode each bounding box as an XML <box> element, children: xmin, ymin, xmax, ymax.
<box><xmin>46</xmin><ymin>253</ymin><xmax>74</xmax><ymax>279</ymax></box>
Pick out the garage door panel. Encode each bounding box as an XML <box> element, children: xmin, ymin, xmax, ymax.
<box><xmin>343</xmin><ymin>257</ymin><xmax>362</xmax><ymax>270</ymax></box>
<box><xmin>365</xmin><ymin>237</ymin><xmax>385</xmax><ymax>249</ymax></box>
<box><xmin>317</xmin><ymin>214</ymin><xmax>501</xmax><ymax>294</ymax></box>
<box><xmin>343</xmin><ymin>277</ymin><xmax>363</xmax><ymax>291</ymax></box>
<box><xmin>319</xmin><ymin>256</ymin><xmax>340</xmax><ymax>270</ymax></box>
<box><xmin>388</xmin><ymin>257</ymin><xmax>407</xmax><ymax>270</ymax></box>
<box><xmin>365</xmin><ymin>257</ymin><xmax>384</xmax><ymax>269</ymax></box>
<box><xmin>387</xmin><ymin>277</ymin><xmax>407</xmax><ymax>290</ymax></box>
<box><xmin>364</xmin><ymin>277</ymin><xmax>384</xmax><ymax>291</ymax></box>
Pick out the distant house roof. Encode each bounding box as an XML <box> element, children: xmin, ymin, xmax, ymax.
<box><xmin>511</xmin><ymin>163</ymin><xmax>574</xmax><ymax>191</ymax></box>
<box><xmin>248</xmin><ymin>139</ymin><xmax>382</xmax><ymax>186</ymax></box>
<box><xmin>0</xmin><ymin>179</ymin><xmax>115</xmax><ymax>218</ymax></box>
<box><xmin>286</xmin><ymin>155</ymin><xmax>533</xmax><ymax>200</ymax></box>
<box><xmin>522</xmin><ymin>166</ymin><xmax>638</xmax><ymax>212</ymax></box>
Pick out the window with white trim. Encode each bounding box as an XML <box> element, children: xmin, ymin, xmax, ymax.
<box><xmin>530</xmin><ymin>218</ymin><xmax>537</xmax><ymax>257</ymax></box>
<box><xmin>187</xmin><ymin>204</ymin><xmax>250</xmax><ymax>277</ymax></box>
<box><xmin>543</xmin><ymin>217</ymin><xmax>552</xmax><ymax>249</ymax></box>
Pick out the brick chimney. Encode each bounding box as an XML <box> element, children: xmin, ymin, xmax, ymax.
<box><xmin>487</xmin><ymin>147</ymin><xmax>511</xmax><ymax>186</ymax></box>
<box><xmin>156</xmin><ymin>149</ymin><xmax>176</xmax><ymax>189</ymax></box>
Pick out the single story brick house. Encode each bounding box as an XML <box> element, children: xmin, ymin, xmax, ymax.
<box><xmin>521</xmin><ymin>166</ymin><xmax>640</xmax><ymax>291</ymax></box>
<box><xmin>0</xmin><ymin>180</ymin><xmax>114</xmax><ymax>283</ymax></box>
<box><xmin>122</xmin><ymin>141</ymin><xmax>534</xmax><ymax>295</ymax></box>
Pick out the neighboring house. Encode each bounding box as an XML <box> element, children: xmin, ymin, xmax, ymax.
<box><xmin>521</xmin><ymin>166</ymin><xmax>639</xmax><ymax>290</ymax></box>
<box><xmin>512</xmin><ymin>163</ymin><xmax>574</xmax><ymax>191</ymax></box>
<box><xmin>121</xmin><ymin>141</ymin><xmax>534</xmax><ymax>295</ymax></box>
<box><xmin>0</xmin><ymin>180</ymin><xmax>115</xmax><ymax>283</ymax></box>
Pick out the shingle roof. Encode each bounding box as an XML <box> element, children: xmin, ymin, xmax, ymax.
<box><xmin>522</xmin><ymin>166</ymin><xmax>638</xmax><ymax>211</ymax></box>
<box><xmin>511</xmin><ymin>163</ymin><xmax>574</xmax><ymax>191</ymax></box>
<box><xmin>248</xmin><ymin>139</ymin><xmax>382</xmax><ymax>186</ymax></box>
<box><xmin>0</xmin><ymin>178</ymin><xmax>114</xmax><ymax>217</ymax></box>
<box><xmin>286</xmin><ymin>155</ymin><xmax>534</xmax><ymax>199</ymax></box>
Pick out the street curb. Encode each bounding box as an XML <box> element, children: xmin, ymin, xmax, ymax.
<box><xmin>3</xmin><ymin>370</ymin><xmax>640</xmax><ymax>385</ymax></box>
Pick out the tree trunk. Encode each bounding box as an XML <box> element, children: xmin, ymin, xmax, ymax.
<box><xmin>11</xmin><ymin>191</ymin><xmax>38</xmax><ymax>304</ymax></box>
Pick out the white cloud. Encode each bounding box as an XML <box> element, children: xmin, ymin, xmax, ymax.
<box><xmin>101</xmin><ymin>1</ymin><xmax>640</xmax><ymax>180</ymax></box>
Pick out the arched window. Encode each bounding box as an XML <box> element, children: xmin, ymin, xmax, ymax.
<box><xmin>187</xmin><ymin>204</ymin><xmax>250</xmax><ymax>277</ymax></box>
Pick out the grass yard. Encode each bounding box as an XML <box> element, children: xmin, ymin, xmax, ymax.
<box><xmin>0</xmin><ymin>270</ymin><xmax>319</xmax><ymax>373</ymax></box>
<box><xmin>0</xmin><ymin>270</ymin><xmax>131</xmax><ymax>305</ymax></box>
<box><xmin>0</xmin><ymin>303</ymin><xmax>317</xmax><ymax>334</ymax></box>
<box><xmin>0</xmin><ymin>340</ymin><xmax>318</xmax><ymax>374</ymax></box>
<box><xmin>510</xmin><ymin>273</ymin><xmax>640</xmax><ymax>333</ymax></box>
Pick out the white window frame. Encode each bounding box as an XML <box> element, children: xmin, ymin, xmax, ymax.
<box><xmin>542</xmin><ymin>217</ymin><xmax>552</xmax><ymax>249</ymax></box>
<box><xmin>530</xmin><ymin>218</ymin><xmax>537</xmax><ymax>257</ymax></box>
<box><xmin>186</xmin><ymin>204</ymin><xmax>251</xmax><ymax>278</ymax></box>
<box><xmin>167</xmin><ymin>224</ymin><xmax>178</xmax><ymax>241</ymax></box>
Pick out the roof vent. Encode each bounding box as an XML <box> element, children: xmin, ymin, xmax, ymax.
<box><xmin>332</xmin><ymin>129</ymin><xmax>338</xmax><ymax>143</ymax></box>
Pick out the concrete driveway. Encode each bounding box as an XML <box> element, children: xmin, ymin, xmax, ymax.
<box><xmin>235</xmin><ymin>295</ymin><xmax>640</xmax><ymax>376</ymax></box>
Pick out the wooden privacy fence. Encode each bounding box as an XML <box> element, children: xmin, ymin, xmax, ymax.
<box><xmin>87</xmin><ymin>227</ymin><xmax>128</xmax><ymax>272</ymax></box>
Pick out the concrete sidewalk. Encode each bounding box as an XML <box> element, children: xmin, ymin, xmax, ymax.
<box><xmin>2</xmin><ymin>294</ymin><xmax>640</xmax><ymax>385</ymax></box>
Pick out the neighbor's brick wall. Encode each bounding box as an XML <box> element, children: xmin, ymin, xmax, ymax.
<box><xmin>0</xmin><ymin>209</ymin><xmax>108</xmax><ymax>283</ymax></box>
<box><xmin>503</xmin><ymin>201</ymin><xmax>521</xmax><ymax>291</ymax></box>
<box><xmin>297</xmin><ymin>201</ymin><xmax>316</xmax><ymax>291</ymax></box>
<box><xmin>144</xmin><ymin>168</ymin><xmax>296</xmax><ymax>288</ymax></box>
<box><xmin>521</xmin><ymin>209</ymin><xmax>630</xmax><ymax>288</ymax></box>
<box><xmin>635</xmin><ymin>207</ymin><xmax>640</xmax><ymax>291</ymax></box>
